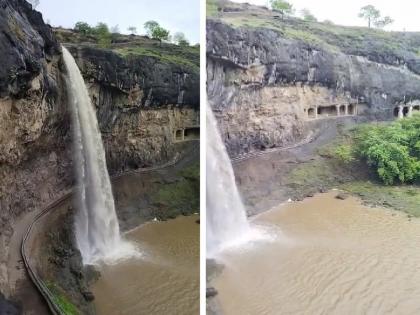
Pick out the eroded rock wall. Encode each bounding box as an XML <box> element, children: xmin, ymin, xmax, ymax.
<box><xmin>0</xmin><ymin>0</ymin><xmax>71</xmax><ymax>296</ymax></box>
<box><xmin>207</xmin><ymin>19</ymin><xmax>420</xmax><ymax>156</ymax></box>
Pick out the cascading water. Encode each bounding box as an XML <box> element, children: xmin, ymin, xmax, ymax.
<box><xmin>62</xmin><ymin>46</ymin><xmax>135</xmax><ymax>264</ymax></box>
<box><xmin>206</xmin><ymin>104</ymin><xmax>251</xmax><ymax>255</ymax></box>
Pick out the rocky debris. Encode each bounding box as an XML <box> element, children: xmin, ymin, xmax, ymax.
<box><xmin>335</xmin><ymin>192</ymin><xmax>349</xmax><ymax>200</ymax></box>
<box><xmin>0</xmin><ymin>292</ymin><xmax>20</xmax><ymax>315</ymax></box>
<box><xmin>81</xmin><ymin>291</ymin><xmax>95</xmax><ymax>302</ymax></box>
<box><xmin>45</xmin><ymin>209</ymin><xmax>95</xmax><ymax>315</ymax></box>
<box><xmin>206</xmin><ymin>287</ymin><xmax>218</xmax><ymax>298</ymax></box>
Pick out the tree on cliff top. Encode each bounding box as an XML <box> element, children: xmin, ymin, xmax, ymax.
<box><xmin>358</xmin><ymin>5</ymin><xmax>393</xmax><ymax>28</ymax></box>
<box><xmin>144</xmin><ymin>20</ymin><xmax>170</xmax><ymax>43</ymax></box>
<box><xmin>127</xmin><ymin>26</ymin><xmax>137</xmax><ymax>35</ymax></box>
<box><xmin>74</xmin><ymin>22</ymin><xmax>92</xmax><ymax>36</ymax></box>
<box><xmin>301</xmin><ymin>8</ymin><xmax>317</xmax><ymax>22</ymax></box>
<box><xmin>173</xmin><ymin>32</ymin><xmax>190</xmax><ymax>47</ymax></box>
<box><xmin>269</xmin><ymin>0</ymin><xmax>294</xmax><ymax>16</ymax></box>
<box><xmin>93</xmin><ymin>22</ymin><xmax>112</xmax><ymax>48</ymax></box>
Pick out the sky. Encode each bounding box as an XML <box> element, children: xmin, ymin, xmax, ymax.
<box><xmin>37</xmin><ymin>0</ymin><xmax>200</xmax><ymax>43</ymax></box>
<box><xmin>232</xmin><ymin>0</ymin><xmax>420</xmax><ymax>32</ymax></box>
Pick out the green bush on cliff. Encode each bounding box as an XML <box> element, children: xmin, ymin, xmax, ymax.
<box><xmin>352</xmin><ymin>115</ymin><xmax>420</xmax><ymax>185</ymax></box>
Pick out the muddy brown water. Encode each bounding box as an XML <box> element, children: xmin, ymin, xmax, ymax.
<box><xmin>211</xmin><ymin>192</ymin><xmax>420</xmax><ymax>315</ymax></box>
<box><xmin>92</xmin><ymin>215</ymin><xmax>199</xmax><ymax>315</ymax></box>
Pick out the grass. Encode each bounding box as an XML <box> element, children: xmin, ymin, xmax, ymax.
<box><xmin>115</xmin><ymin>46</ymin><xmax>199</xmax><ymax>72</ymax></box>
<box><xmin>45</xmin><ymin>282</ymin><xmax>79</xmax><ymax>315</ymax></box>
<box><xmin>211</xmin><ymin>4</ymin><xmax>420</xmax><ymax>59</ymax></box>
<box><xmin>207</xmin><ymin>0</ymin><xmax>218</xmax><ymax>17</ymax></box>
<box><xmin>340</xmin><ymin>181</ymin><xmax>420</xmax><ymax>217</ymax></box>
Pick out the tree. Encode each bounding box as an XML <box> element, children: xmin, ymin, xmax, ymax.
<box><xmin>127</xmin><ymin>26</ymin><xmax>137</xmax><ymax>35</ymax></box>
<box><xmin>173</xmin><ymin>32</ymin><xmax>190</xmax><ymax>46</ymax></box>
<box><xmin>269</xmin><ymin>0</ymin><xmax>294</xmax><ymax>16</ymax></box>
<box><xmin>93</xmin><ymin>22</ymin><xmax>112</xmax><ymax>48</ymax></box>
<box><xmin>74</xmin><ymin>22</ymin><xmax>92</xmax><ymax>36</ymax></box>
<box><xmin>144</xmin><ymin>20</ymin><xmax>159</xmax><ymax>37</ymax></box>
<box><xmin>110</xmin><ymin>25</ymin><xmax>120</xmax><ymax>34</ymax></box>
<box><xmin>144</xmin><ymin>20</ymin><xmax>170</xmax><ymax>42</ymax></box>
<box><xmin>301</xmin><ymin>8</ymin><xmax>317</xmax><ymax>22</ymax></box>
<box><xmin>374</xmin><ymin>16</ymin><xmax>394</xmax><ymax>28</ymax></box>
<box><xmin>358</xmin><ymin>5</ymin><xmax>380</xmax><ymax>28</ymax></box>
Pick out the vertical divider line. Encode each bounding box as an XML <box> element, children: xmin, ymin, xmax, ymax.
<box><xmin>199</xmin><ymin>0</ymin><xmax>207</xmax><ymax>313</ymax></box>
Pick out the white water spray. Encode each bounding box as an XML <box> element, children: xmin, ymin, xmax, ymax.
<box><xmin>206</xmin><ymin>105</ymin><xmax>251</xmax><ymax>255</ymax></box>
<box><xmin>62</xmin><ymin>46</ymin><xmax>136</xmax><ymax>265</ymax></box>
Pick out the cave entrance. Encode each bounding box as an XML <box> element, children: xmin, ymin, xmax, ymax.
<box><xmin>413</xmin><ymin>105</ymin><xmax>420</xmax><ymax>112</ymax></box>
<box><xmin>184</xmin><ymin>127</ymin><xmax>200</xmax><ymax>140</ymax></box>
<box><xmin>403</xmin><ymin>106</ymin><xmax>409</xmax><ymax>117</ymax></box>
<box><xmin>348</xmin><ymin>104</ymin><xmax>355</xmax><ymax>115</ymax></box>
<box><xmin>308</xmin><ymin>108</ymin><xmax>316</xmax><ymax>119</ymax></box>
<box><xmin>394</xmin><ymin>107</ymin><xmax>400</xmax><ymax>117</ymax></box>
<box><xmin>339</xmin><ymin>105</ymin><xmax>346</xmax><ymax>115</ymax></box>
<box><xmin>175</xmin><ymin>129</ymin><xmax>183</xmax><ymax>141</ymax></box>
<box><xmin>317</xmin><ymin>105</ymin><xmax>337</xmax><ymax>117</ymax></box>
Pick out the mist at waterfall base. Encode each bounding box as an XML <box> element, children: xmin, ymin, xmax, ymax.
<box><xmin>62</xmin><ymin>47</ymin><xmax>138</xmax><ymax>265</ymax></box>
<box><xmin>206</xmin><ymin>105</ymin><xmax>273</xmax><ymax>257</ymax></box>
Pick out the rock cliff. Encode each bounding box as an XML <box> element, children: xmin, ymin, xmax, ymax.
<box><xmin>207</xmin><ymin>0</ymin><xmax>420</xmax><ymax>157</ymax></box>
<box><xmin>0</xmin><ymin>0</ymin><xmax>200</xmax><ymax>308</ymax></box>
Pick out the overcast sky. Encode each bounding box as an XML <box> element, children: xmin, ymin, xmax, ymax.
<box><xmin>232</xmin><ymin>0</ymin><xmax>420</xmax><ymax>32</ymax></box>
<box><xmin>37</xmin><ymin>0</ymin><xmax>200</xmax><ymax>43</ymax></box>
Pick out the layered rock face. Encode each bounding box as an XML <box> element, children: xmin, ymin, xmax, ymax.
<box><xmin>0</xmin><ymin>0</ymin><xmax>70</xmax><ymax>296</ymax></box>
<box><xmin>66</xmin><ymin>44</ymin><xmax>199</xmax><ymax>171</ymax></box>
<box><xmin>207</xmin><ymin>3</ymin><xmax>420</xmax><ymax>156</ymax></box>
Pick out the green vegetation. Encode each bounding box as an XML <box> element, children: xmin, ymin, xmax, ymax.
<box><xmin>152</xmin><ymin>162</ymin><xmax>199</xmax><ymax>214</ymax></box>
<box><xmin>73</xmin><ymin>21</ymin><xmax>112</xmax><ymax>48</ymax></box>
<box><xmin>46</xmin><ymin>282</ymin><xmax>79</xmax><ymax>315</ymax></box>
<box><xmin>270</xmin><ymin>0</ymin><xmax>294</xmax><ymax>16</ymax></box>
<box><xmin>74</xmin><ymin>22</ymin><xmax>92</xmax><ymax>36</ymax></box>
<box><xmin>283</xmin><ymin>116</ymin><xmax>420</xmax><ymax>217</ymax></box>
<box><xmin>207</xmin><ymin>0</ymin><xmax>219</xmax><ymax>17</ymax></box>
<box><xmin>144</xmin><ymin>20</ymin><xmax>170</xmax><ymax>42</ymax></box>
<box><xmin>208</xmin><ymin>2</ymin><xmax>420</xmax><ymax>58</ymax></box>
<box><xmin>115</xmin><ymin>45</ymin><xmax>199</xmax><ymax>71</ymax></box>
<box><xmin>173</xmin><ymin>32</ymin><xmax>190</xmax><ymax>47</ymax></box>
<box><xmin>358</xmin><ymin>5</ymin><xmax>393</xmax><ymax>28</ymax></box>
<box><xmin>341</xmin><ymin>181</ymin><xmax>420</xmax><ymax>217</ymax></box>
<box><xmin>94</xmin><ymin>22</ymin><xmax>112</xmax><ymax>48</ymax></box>
<box><xmin>353</xmin><ymin>119</ymin><xmax>420</xmax><ymax>185</ymax></box>
<box><xmin>301</xmin><ymin>8</ymin><xmax>317</xmax><ymax>22</ymax></box>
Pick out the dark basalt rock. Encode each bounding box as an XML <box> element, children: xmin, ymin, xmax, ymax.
<box><xmin>0</xmin><ymin>0</ymin><xmax>59</xmax><ymax>97</ymax></box>
<box><xmin>66</xmin><ymin>44</ymin><xmax>199</xmax><ymax>110</ymax></box>
<box><xmin>336</xmin><ymin>192</ymin><xmax>349</xmax><ymax>200</ymax></box>
<box><xmin>206</xmin><ymin>287</ymin><xmax>218</xmax><ymax>298</ymax></box>
<box><xmin>0</xmin><ymin>293</ymin><xmax>20</xmax><ymax>315</ymax></box>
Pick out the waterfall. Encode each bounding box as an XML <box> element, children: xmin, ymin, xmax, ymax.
<box><xmin>206</xmin><ymin>105</ymin><xmax>251</xmax><ymax>255</ymax></box>
<box><xmin>62</xmin><ymin>46</ymin><xmax>135</xmax><ymax>265</ymax></box>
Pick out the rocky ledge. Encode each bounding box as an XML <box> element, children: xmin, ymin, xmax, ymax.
<box><xmin>207</xmin><ymin>0</ymin><xmax>420</xmax><ymax>157</ymax></box>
